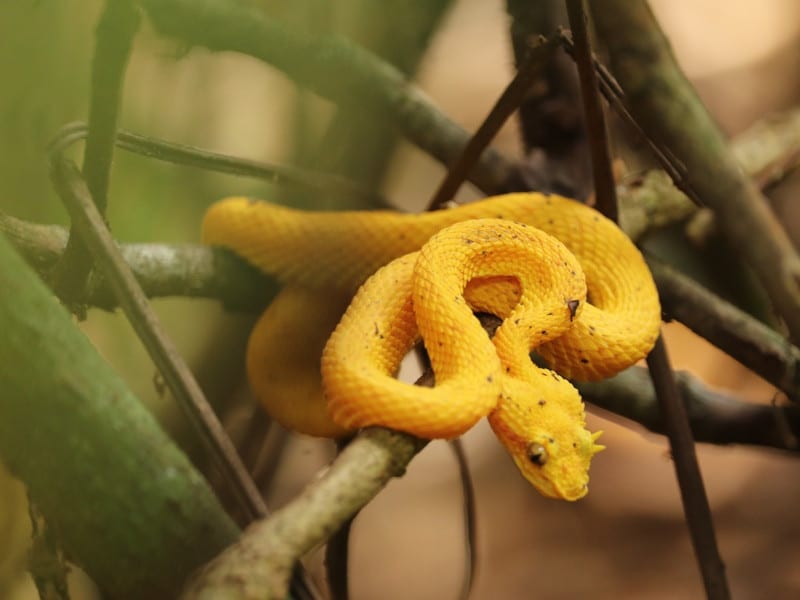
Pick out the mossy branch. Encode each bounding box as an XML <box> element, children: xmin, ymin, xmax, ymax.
<box><xmin>593</xmin><ymin>0</ymin><xmax>800</xmax><ymax>342</ymax></box>
<box><xmin>0</xmin><ymin>231</ymin><xmax>240</xmax><ymax>599</ymax></box>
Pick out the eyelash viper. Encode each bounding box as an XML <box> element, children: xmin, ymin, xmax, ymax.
<box><xmin>202</xmin><ymin>193</ymin><xmax>661</xmax><ymax>500</ymax></box>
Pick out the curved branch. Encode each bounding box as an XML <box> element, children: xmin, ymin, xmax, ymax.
<box><xmin>137</xmin><ymin>0</ymin><xmax>515</xmax><ymax>194</ymax></box>
<box><xmin>181</xmin><ymin>428</ymin><xmax>426</xmax><ymax>599</ymax></box>
<box><xmin>0</xmin><ymin>212</ymin><xmax>276</xmax><ymax>311</ymax></box>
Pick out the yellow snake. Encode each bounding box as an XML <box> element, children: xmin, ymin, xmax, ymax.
<box><xmin>202</xmin><ymin>193</ymin><xmax>661</xmax><ymax>500</ymax></box>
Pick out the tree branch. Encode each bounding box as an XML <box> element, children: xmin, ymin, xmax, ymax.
<box><xmin>580</xmin><ymin>366</ymin><xmax>799</xmax><ymax>451</ymax></box>
<box><xmin>565</xmin><ymin>0</ymin><xmax>618</xmax><ymax>219</ymax></box>
<box><xmin>0</xmin><ymin>228</ymin><xmax>240</xmax><ymax>599</ymax></box>
<box><xmin>593</xmin><ymin>0</ymin><xmax>800</xmax><ymax>342</ymax></box>
<box><xmin>181</xmin><ymin>428</ymin><xmax>427</xmax><ymax>599</ymax></box>
<box><xmin>50</xmin><ymin>0</ymin><xmax>140</xmax><ymax>306</ymax></box>
<box><xmin>136</xmin><ymin>0</ymin><xmax>516</xmax><ymax>194</ymax></box>
<box><xmin>50</xmin><ymin>157</ymin><xmax>269</xmax><ymax>522</ymax></box>
<box><xmin>0</xmin><ymin>211</ymin><xmax>276</xmax><ymax>311</ymax></box>
<box><xmin>646</xmin><ymin>338</ymin><xmax>730</xmax><ymax>599</ymax></box>
<box><xmin>650</xmin><ymin>258</ymin><xmax>800</xmax><ymax>400</ymax></box>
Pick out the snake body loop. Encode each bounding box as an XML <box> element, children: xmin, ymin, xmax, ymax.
<box><xmin>202</xmin><ymin>193</ymin><xmax>661</xmax><ymax>500</ymax></box>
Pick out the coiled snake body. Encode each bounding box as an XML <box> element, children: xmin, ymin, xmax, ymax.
<box><xmin>203</xmin><ymin>193</ymin><xmax>661</xmax><ymax>500</ymax></box>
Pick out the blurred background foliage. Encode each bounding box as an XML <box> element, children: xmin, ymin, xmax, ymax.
<box><xmin>2</xmin><ymin>1</ymin><xmax>800</xmax><ymax>598</ymax></box>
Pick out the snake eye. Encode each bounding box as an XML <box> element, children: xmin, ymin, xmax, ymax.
<box><xmin>527</xmin><ymin>442</ymin><xmax>548</xmax><ymax>466</ymax></box>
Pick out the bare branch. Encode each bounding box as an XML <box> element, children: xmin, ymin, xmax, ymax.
<box><xmin>565</xmin><ymin>0</ymin><xmax>618</xmax><ymax>219</ymax></box>
<box><xmin>0</xmin><ymin>212</ymin><xmax>276</xmax><ymax>311</ymax></box>
<box><xmin>181</xmin><ymin>428</ymin><xmax>426</xmax><ymax>599</ymax></box>
<box><xmin>650</xmin><ymin>258</ymin><xmax>800</xmax><ymax>400</ymax></box>
<box><xmin>581</xmin><ymin>367</ymin><xmax>800</xmax><ymax>451</ymax></box>
<box><xmin>647</xmin><ymin>338</ymin><xmax>730</xmax><ymax>599</ymax></box>
<box><xmin>426</xmin><ymin>36</ymin><xmax>561</xmax><ymax>210</ymax></box>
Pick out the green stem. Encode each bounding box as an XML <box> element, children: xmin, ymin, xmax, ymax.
<box><xmin>0</xmin><ymin>231</ymin><xmax>239</xmax><ymax>599</ymax></box>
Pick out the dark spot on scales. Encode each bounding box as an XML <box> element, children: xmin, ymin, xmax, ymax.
<box><xmin>486</xmin><ymin>375</ymin><xmax>494</xmax><ymax>383</ymax></box>
<box><xmin>580</xmin><ymin>358</ymin><xmax>589</xmax><ymax>364</ymax></box>
<box><xmin>567</xmin><ymin>299</ymin><xmax>580</xmax><ymax>321</ymax></box>
<box><xmin>538</xmin><ymin>399</ymin><xmax>546</xmax><ymax>407</ymax></box>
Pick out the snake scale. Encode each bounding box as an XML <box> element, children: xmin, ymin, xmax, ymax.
<box><xmin>202</xmin><ymin>193</ymin><xmax>661</xmax><ymax>500</ymax></box>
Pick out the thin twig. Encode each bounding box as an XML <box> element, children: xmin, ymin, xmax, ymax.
<box><xmin>50</xmin><ymin>0</ymin><xmax>140</xmax><ymax>306</ymax></box>
<box><xmin>646</xmin><ymin>337</ymin><xmax>731</xmax><ymax>600</ymax></box>
<box><xmin>426</xmin><ymin>36</ymin><xmax>560</xmax><ymax>210</ymax></box>
<box><xmin>49</xmin><ymin>157</ymin><xmax>267</xmax><ymax>522</ymax></box>
<box><xmin>51</xmin><ymin>157</ymin><xmax>326</xmax><ymax>599</ymax></box>
<box><xmin>565</xmin><ymin>0</ymin><xmax>618</xmax><ymax>220</ymax></box>
<box><xmin>560</xmin><ymin>11</ymin><xmax>728</xmax><ymax>594</ymax></box>
<box><xmin>449</xmin><ymin>439</ymin><xmax>477</xmax><ymax>600</ymax></box>
<box><xmin>49</xmin><ymin>122</ymin><xmax>384</xmax><ymax>207</ymax></box>
<box><xmin>325</xmin><ymin>515</ymin><xmax>353</xmax><ymax>600</ymax></box>
<box><xmin>558</xmin><ymin>31</ymin><xmax>691</xmax><ymax>195</ymax></box>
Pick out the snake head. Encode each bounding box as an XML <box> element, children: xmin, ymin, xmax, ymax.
<box><xmin>488</xmin><ymin>375</ymin><xmax>604</xmax><ymax>501</ymax></box>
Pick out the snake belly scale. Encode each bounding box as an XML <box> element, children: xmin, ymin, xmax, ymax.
<box><xmin>202</xmin><ymin>193</ymin><xmax>661</xmax><ymax>500</ymax></box>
